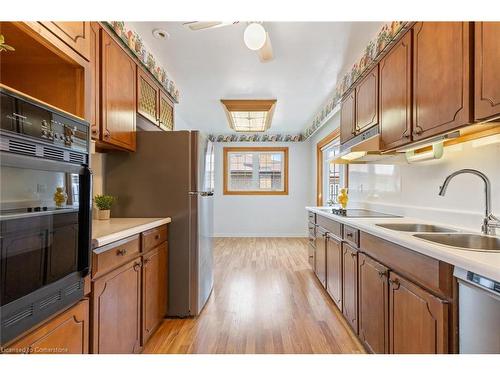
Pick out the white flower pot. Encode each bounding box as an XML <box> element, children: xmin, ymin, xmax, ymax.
<box><xmin>97</xmin><ymin>209</ymin><xmax>110</xmax><ymax>220</ymax></box>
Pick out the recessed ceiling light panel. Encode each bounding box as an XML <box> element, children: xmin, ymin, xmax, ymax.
<box><xmin>221</xmin><ymin>99</ymin><xmax>277</xmax><ymax>132</ymax></box>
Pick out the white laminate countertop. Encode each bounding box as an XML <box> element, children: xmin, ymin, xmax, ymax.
<box><xmin>306</xmin><ymin>206</ymin><xmax>500</xmax><ymax>282</ymax></box>
<box><xmin>92</xmin><ymin>217</ymin><xmax>171</xmax><ymax>248</ymax></box>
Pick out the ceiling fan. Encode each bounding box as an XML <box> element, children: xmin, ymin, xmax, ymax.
<box><xmin>182</xmin><ymin>21</ymin><xmax>274</xmax><ymax>63</ymax></box>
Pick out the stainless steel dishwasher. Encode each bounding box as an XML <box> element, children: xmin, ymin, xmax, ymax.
<box><xmin>454</xmin><ymin>267</ymin><xmax>500</xmax><ymax>353</ymax></box>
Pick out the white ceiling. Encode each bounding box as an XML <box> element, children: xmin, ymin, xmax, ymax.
<box><xmin>130</xmin><ymin>22</ymin><xmax>384</xmax><ymax>134</ymax></box>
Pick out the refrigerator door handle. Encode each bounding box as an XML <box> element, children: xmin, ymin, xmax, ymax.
<box><xmin>189</xmin><ymin>191</ymin><xmax>214</xmax><ymax>197</ymax></box>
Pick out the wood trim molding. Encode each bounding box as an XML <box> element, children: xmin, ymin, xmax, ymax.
<box><xmin>316</xmin><ymin>128</ymin><xmax>341</xmax><ymax>206</ymax></box>
<box><xmin>223</xmin><ymin>146</ymin><xmax>289</xmax><ymax>195</ymax></box>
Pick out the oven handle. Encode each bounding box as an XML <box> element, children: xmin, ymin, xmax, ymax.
<box><xmin>78</xmin><ymin>164</ymin><xmax>93</xmax><ymax>277</ymax></box>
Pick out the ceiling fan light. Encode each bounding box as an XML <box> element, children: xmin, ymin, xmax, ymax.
<box><xmin>244</xmin><ymin>23</ymin><xmax>267</xmax><ymax>51</ymax></box>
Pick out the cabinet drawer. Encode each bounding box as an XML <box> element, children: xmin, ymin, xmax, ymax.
<box><xmin>308</xmin><ymin>211</ymin><xmax>316</xmax><ymax>224</ymax></box>
<box><xmin>317</xmin><ymin>215</ymin><xmax>342</xmax><ymax>238</ymax></box>
<box><xmin>142</xmin><ymin>225</ymin><xmax>168</xmax><ymax>253</ymax></box>
<box><xmin>92</xmin><ymin>235</ymin><xmax>140</xmax><ymax>279</ymax></box>
<box><xmin>343</xmin><ymin>225</ymin><xmax>359</xmax><ymax>248</ymax></box>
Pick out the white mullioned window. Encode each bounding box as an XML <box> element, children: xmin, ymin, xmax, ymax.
<box><xmin>223</xmin><ymin>147</ymin><xmax>288</xmax><ymax>195</ymax></box>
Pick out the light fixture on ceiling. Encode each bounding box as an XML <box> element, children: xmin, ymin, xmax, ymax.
<box><xmin>221</xmin><ymin>99</ymin><xmax>277</xmax><ymax>132</ymax></box>
<box><xmin>152</xmin><ymin>28</ymin><xmax>170</xmax><ymax>40</ymax></box>
<box><xmin>243</xmin><ymin>23</ymin><xmax>267</xmax><ymax>51</ymax></box>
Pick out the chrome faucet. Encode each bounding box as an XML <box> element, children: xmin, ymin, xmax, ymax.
<box><xmin>439</xmin><ymin>169</ymin><xmax>500</xmax><ymax>235</ymax></box>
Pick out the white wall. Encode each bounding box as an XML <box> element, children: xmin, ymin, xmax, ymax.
<box><xmin>213</xmin><ymin>142</ymin><xmax>311</xmax><ymax>237</ymax></box>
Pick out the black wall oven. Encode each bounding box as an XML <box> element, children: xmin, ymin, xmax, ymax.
<box><xmin>0</xmin><ymin>87</ymin><xmax>92</xmax><ymax>345</ymax></box>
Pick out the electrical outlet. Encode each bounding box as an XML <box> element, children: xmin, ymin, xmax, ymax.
<box><xmin>37</xmin><ymin>184</ymin><xmax>47</xmax><ymax>193</ymax></box>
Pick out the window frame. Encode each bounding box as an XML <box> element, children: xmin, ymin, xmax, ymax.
<box><xmin>223</xmin><ymin>146</ymin><xmax>289</xmax><ymax>195</ymax></box>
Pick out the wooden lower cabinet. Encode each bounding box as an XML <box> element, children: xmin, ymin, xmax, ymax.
<box><xmin>325</xmin><ymin>234</ymin><xmax>342</xmax><ymax>310</ymax></box>
<box><xmin>358</xmin><ymin>253</ymin><xmax>389</xmax><ymax>354</ymax></box>
<box><xmin>92</xmin><ymin>258</ymin><xmax>142</xmax><ymax>354</ymax></box>
<box><xmin>389</xmin><ymin>271</ymin><xmax>449</xmax><ymax>354</ymax></box>
<box><xmin>342</xmin><ymin>243</ymin><xmax>358</xmax><ymax>334</ymax></box>
<box><xmin>7</xmin><ymin>299</ymin><xmax>89</xmax><ymax>354</ymax></box>
<box><xmin>314</xmin><ymin>228</ymin><xmax>327</xmax><ymax>288</ymax></box>
<box><xmin>142</xmin><ymin>243</ymin><xmax>168</xmax><ymax>344</ymax></box>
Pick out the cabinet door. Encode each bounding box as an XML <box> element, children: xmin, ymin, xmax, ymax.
<box><xmin>358</xmin><ymin>253</ymin><xmax>389</xmax><ymax>354</ymax></box>
<box><xmin>142</xmin><ymin>243</ymin><xmax>168</xmax><ymax>344</ymax></box>
<box><xmin>159</xmin><ymin>90</ymin><xmax>175</xmax><ymax>131</ymax></box>
<box><xmin>475</xmin><ymin>22</ymin><xmax>500</xmax><ymax>121</ymax></box>
<box><xmin>101</xmin><ymin>31</ymin><xmax>137</xmax><ymax>151</ymax></box>
<box><xmin>7</xmin><ymin>299</ymin><xmax>89</xmax><ymax>354</ymax></box>
<box><xmin>326</xmin><ymin>234</ymin><xmax>342</xmax><ymax>310</ymax></box>
<box><xmin>137</xmin><ymin>68</ymin><xmax>160</xmax><ymax>125</ymax></box>
<box><xmin>342</xmin><ymin>243</ymin><xmax>358</xmax><ymax>334</ymax></box>
<box><xmin>380</xmin><ymin>30</ymin><xmax>412</xmax><ymax>150</ymax></box>
<box><xmin>339</xmin><ymin>91</ymin><xmax>356</xmax><ymax>144</ymax></box>
<box><xmin>355</xmin><ymin>65</ymin><xmax>379</xmax><ymax>134</ymax></box>
<box><xmin>92</xmin><ymin>258</ymin><xmax>142</xmax><ymax>354</ymax></box>
<box><xmin>89</xmin><ymin>22</ymin><xmax>100</xmax><ymax>140</ymax></box>
<box><xmin>314</xmin><ymin>230</ymin><xmax>327</xmax><ymax>288</ymax></box>
<box><xmin>413</xmin><ymin>22</ymin><xmax>472</xmax><ymax>140</ymax></box>
<box><xmin>39</xmin><ymin>22</ymin><xmax>91</xmax><ymax>60</ymax></box>
<box><xmin>389</xmin><ymin>271</ymin><xmax>448</xmax><ymax>354</ymax></box>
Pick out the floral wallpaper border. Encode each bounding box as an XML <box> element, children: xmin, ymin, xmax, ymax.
<box><xmin>208</xmin><ymin>133</ymin><xmax>303</xmax><ymax>143</ymax></box>
<box><xmin>302</xmin><ymin>21</ymin><xmax>412</xmax><ymax>140</ymax></box>
<box><xmin>108</xmin><ymin>21</ymin><xmax>180</xmax><ymax>103</ymax></box>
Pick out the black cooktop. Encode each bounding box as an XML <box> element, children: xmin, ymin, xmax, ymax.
<box><xmin>320</xmin><ymin>208</ymin><xmax>401</xmax><ymax>218</ymax></box>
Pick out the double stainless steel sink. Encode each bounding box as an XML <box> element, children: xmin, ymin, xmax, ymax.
<box><xmin>376</xmin><ymin>223</ymin><xmax>500</xmax><ymax>253</ymax></box>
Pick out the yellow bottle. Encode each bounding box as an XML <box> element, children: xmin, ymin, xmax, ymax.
<box><xmin>338</xmin><ymin>188</ymin><xmax>348</xmax><ymax>209</ymax></box>
<box><xmin>53</xmin><ymin>187</ymin><xmax>67</xmax><ymax>208</ymax></box>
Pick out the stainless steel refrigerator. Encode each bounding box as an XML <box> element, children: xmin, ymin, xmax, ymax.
<box><xmin>105</xmin><ymin>130</ymin><xmax>214</xmax><ymax>317</ymax></box>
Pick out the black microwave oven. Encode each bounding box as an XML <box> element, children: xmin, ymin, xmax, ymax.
<box><xmin>0</xmin><ymin>86</ymin><xmax>92</xmax><ymax>345</ymax></box>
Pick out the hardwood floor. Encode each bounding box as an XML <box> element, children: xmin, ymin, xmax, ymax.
<box><xmin>144</xmin><ymin>237</ymin><xmax>365</xmax><ymax>354</ymax></box>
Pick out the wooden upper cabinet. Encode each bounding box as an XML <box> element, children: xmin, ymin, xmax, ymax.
<box><xmin>7</xmin><ymin>299</ymin><xmax>89</xmax><ymax>354</ymax></box>
<box><xmin>89</xmin><ymin>22</ymin><xmax>100</xmax><ymax>140</ymax></box>
<box><xmin>137</xmin><ymin>67</ymin><xmax>160</xmax><ymax>125</ymax></box>
<box><xmin>342</xmin><ymin>243</ymin><xmax>358</xmax><ymax>334</ymax></box>
<box><xmin>314</xmin><ymin>229</ymin><xmax>327</xmax><ymax>288</ymax></box>
<box><xmin>159</xmin><ymin>90</ymin><xmax>175</xmax><ymax>131</ymax></box>
<box><xmin>475</xmin><ymin>22</ymin><xmax>500</xmax><ymax>121</ymax></box>
<box><xmin>389</xmin><ymin>271</ymin><xmax>448</xmax><ymax>354</ymax></box>
<box><xmin>142</xmin><ymin>243</ymin><xmax>168</xmax><ymax>344</ymax></box>
<box><xmin>101</xmin><ymin>31</ymin><xmax>137</xmax><ymax>151</ymax></box>
<box><xmin>355</xmin><ymin>65</ymin><xmax>379</xmax><ymax>134</ymax></box>
<box><xmin>339</xmin><ymin>90</ymin><xmax>356</xmax><ymax>144</ymax></box>
<box><xmin>379</xmin><ymin>30</ymin><xmax>412</xmax><ymax>150</ymax></box>
<box><xmin>413</xmin><ymin>22</ymin><xmax>472</xmax><ymax>140</ymax></box>
<box><xmin>92</xmin><ymin>258</ymin><xmax>142</xmax><ymax>354</ymax></box>
<box><xmin>325</xmin><ymin>234</ymin><xmax>342</xmax><ymax>310</ymax></box>
<box><xmin>358</xmin><ymin>253</ymin><xmax>389</xmax><ymax>354</ymax></box>
<box><xmin>39</xmin><ymin>22</ymin><xmax>91</xmax><ymax>61</ymax></box>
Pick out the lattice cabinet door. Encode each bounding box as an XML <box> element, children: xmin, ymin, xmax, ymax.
<box><xmin>137</xmin><ymin>67</ymin><xmax>160</xmax><ymax>125</ymax></box>
<box><xmin>159</xmin><ymin>90</ymin><xmax>174</xmax><ymax>131</ymax></box>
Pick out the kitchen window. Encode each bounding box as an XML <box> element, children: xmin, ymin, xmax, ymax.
<box><xmin>321</xmin><ymin>138</ymin><xmax>347</xmax><ymax>205</ymax></box>
<box><xmin>223</xmin><ymin>147</ymin><xmax>288</xmax><ymax>195</ymax></box>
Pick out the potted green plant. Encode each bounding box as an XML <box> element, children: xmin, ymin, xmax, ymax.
<box><xmin>94</xmin><ymin>194</ymin><xmax>116</xmax><ymax>220</ymax></box>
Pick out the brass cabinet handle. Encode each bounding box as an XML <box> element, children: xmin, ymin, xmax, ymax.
<box><xmin>116</xmin><ymin>249</ymin><xmax>127</xmax><ymax>256</ymax></box>
<box><xmin>350</xmin><ymin>251</ymin><xmax>357</xmax><ymax>258</ymax></box>
<box><xmin>346</xmin><ymin>232</ymin><xmax>353</xmax><ymax>237</ymax></box>
<box><xmin>378</xmin><ymin>270</ymin><xmax>387</xmax><ymax>278</ymax></box>
<box><xmin>412</xmin><ymin>126</ymin><xmax>424</xmax><ymax>137</ymax></box>
<box><xmin>389</xmin><ymin>278</ymin><xmax>400</xmax><ymax>287</ymax></box>
<box><xmin>155</xmin><ymin>234</ymin><xmax>160</xmax><ymax>240</ymax></box>
<box><xmin>133</xmin><ymin>262</ymin><xmax>142</xmax><ymax>272</ymax></box>
<box><xmin>103</xmin><ymin>130</ymin><xmax>111</xmax><ymax>139</ymax></box>
<box><xmin>143</xmin><ymin>258</ymin><xmax>150</xmax><ymax>266</ymax></box>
